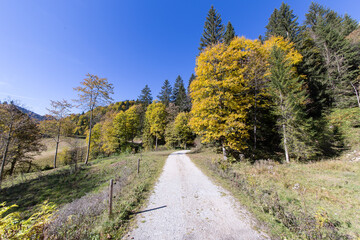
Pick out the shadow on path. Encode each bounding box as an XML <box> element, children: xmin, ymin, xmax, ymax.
<box><xmin>133</xmin><ymin>205</ymin><xmax>167</xmax><ymax>215</ymax></box>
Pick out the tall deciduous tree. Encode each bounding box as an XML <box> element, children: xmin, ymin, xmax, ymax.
<box><xmin>114</xmin><ymin>105</ymin><xmax>140</xmax><ymax>144</ymax></box>
<box><xmin>74</xmin><ymin>74</ymin><xmax>114</xmax><ymax>164</ymax></box>
<box><xmin>199</xmin><ymin>5</ymin><xmax>225</xmax><ymax>51</ymax></box>
<box><xmin>157</xmin><ymin>80</ymin><xmax>172</xmax><ymax>106</ymax></box>
<box><xmin>265</xmin><ymin>3</ymin><xmax>301</xmax><ymax>44</ymax></box>
<box><xmin>0</xmin><ymin>102</ymin><xmax>44</xmax><ymax>188</ymax></box>
<box><xmin>224</xmin><ymin>21</ymin><xmax>236</xmax><ymax>45</ymax></box>
<box><xmin>143</xmin><ymin>101</ymin><xmax>167</xmax><ymax>150</ymax></box>
<box><xmin>45</xmin><ymin>99</ymin><xmax>72</xmax><ymax>168</ymax></box>
<box><xmin>174</xmin><ymin>112</ymin><xmax>194</xmax><ymax>149</ymax></box>
<box><xmin>190</xmin><ymin>38</ymin><xmax>255</xmax><ymax>160</ymax></box>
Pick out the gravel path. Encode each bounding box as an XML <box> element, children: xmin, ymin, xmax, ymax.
<box><xmin>124</xmin><ymin>150</ymin><xmax>269</xmax><ymax>240</ymax></box>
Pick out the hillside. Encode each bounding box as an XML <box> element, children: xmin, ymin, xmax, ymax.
<box><xmin>16</xmin><ymin>105</ymin><xmax>46</xmax><ymax>121</ymax></box>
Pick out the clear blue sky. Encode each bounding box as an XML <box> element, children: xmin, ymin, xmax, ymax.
<box><xmin>0</xmin><ymin>0</ymin><xmax>359</xmax><ymax>115</ymax></box>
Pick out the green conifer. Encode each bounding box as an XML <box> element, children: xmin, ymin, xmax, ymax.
<box><xmin>157</xmin><ymin>79</ymin><xmax>172</xmax><ymax>106</ymax></box>
<box><xmin>265</xmin><ymin>3</ymin><xmax>301</xmax><ymax>43</ymax></box>
<box><xmin>199</xmin><ymin>6</ymin><xmax>225</xmax><ymax>51</ymax></box>
<box><xmin>138</xmin><ymin>84</ymin><xmax>153</xmax><ymax>107</ymax></box>
<box><xmin>224</xmin><ymin>21</ymin><xmax>236</xmax><ymax>45</ymax></box>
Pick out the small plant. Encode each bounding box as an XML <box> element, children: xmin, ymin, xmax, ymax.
<box><xmin>0</xmin><ymin>201</ymin><xmax>56</xmax><ymax>239</ymax></box>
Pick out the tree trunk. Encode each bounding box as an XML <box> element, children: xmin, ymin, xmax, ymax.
<box><xmin>282</xmin><ymin>124</ymin><xmax>290</xmax><ymax>164</ymax></box>
<box><xmin>222</xmin><ymin>142</ymin><xmax>227</xmax><ymax>161</ymax></box>
<box><xmin>54</xmin><ymin>121</ymin><xmax>61</xmax><ymax>169</ymax></box>
<box><xmin>350</xmin><ymin>82</ymin><xmax>360</xmax><ymax>108</ymax></box>
<box><xmin>9</xmin><ymin>160</ymin><xmax>16</xmax><ymax>176</ymax></box>
<box><xmin>184</xmin><ymin>142</ymin><xmax>187</xmax><ymax>150</ymax></box>
<box><xmin>0</xmin><ymin>125</ymin><xmax>12</xmax><ymax>188</ymax></box>
<box><xmin>85</xmin><ymin>109</ymin><xmax>94</xmax><ymax>164</ymax></box>
<box><xmin>254</xmin><ymin>78</ymin><xmax>257</xmax><ymax>151</ymax></box>
<box><xmin>155</xmin><ymin>136</ymin><xmax>158</xmax><ymax>151</ymax></box>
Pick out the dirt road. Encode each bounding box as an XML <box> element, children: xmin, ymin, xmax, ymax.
<box><xmin>124</xmin><ymin>150</ymin><xmax>268</xmax><ymax>240</ymax></box>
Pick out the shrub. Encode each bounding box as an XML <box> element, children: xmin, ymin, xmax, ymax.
<box><xmin>0</xmin><ymin>201</ymin><xmax>56</xmax><ymax>239</ymax></box>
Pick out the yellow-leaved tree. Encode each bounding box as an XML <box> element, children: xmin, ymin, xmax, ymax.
<box><xmin>143</xmin><ymin>101</ymin><xmax>167</xmax><ymax>150</ymax></box>
<box><xmin>190</xmin><ymin>37</ymin><xmax>259</xmax><ymax>160</ymax></box>
<box><xmin>113</xmin><ymin>105</ymin><xmax>140</xmax><ymax>146</ymax></box>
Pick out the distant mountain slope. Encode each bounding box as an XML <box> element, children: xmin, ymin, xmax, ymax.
<box><xmin>16</xmin><ymin>106</ymin><xmax>46</xmax><ymax>121</ymax></box>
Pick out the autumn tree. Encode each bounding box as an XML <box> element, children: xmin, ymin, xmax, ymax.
<box><xmin>0</xmin><ymin>102</ymin><xmax>44</xmax><ymax>188</ymax></box>
<box><xmin>224</xmin><ymin>21</ymin><xmax>236</xmax><ymax>45</ymax></box>
<box><xmin>74</xmin><ymin>74</ymin><xmax>114</xmax><ymax>164</ymax></box>
<box><xmin>114</xmin><ymin>105</ymin><xmax>140</xmax><ymax>145</ymax></box>
<box><xmin>199</xmin><ymin>5</ymin><xmax>225</xmax><ymax>51</ymax></box>
<box><xmin>174</xmin><ymin>112</ymin><xmax>194</xmax><ymax>149</ymax></box>
<box><xmin>43</xmin><ymin>99</ymin><xmax>72</xmax><ymax>168</ymax></box>
<box><xmin>190</xmin><ymin>37</ymin><xmax>256</xmax><ymax>160</ymax></box>
<box><xmin>157</xmin><ymin>79</ymin><xmax>172</xmax><ymax>106</ymax></box>
<box><xmin>143</xmin><ymin>101</ymin><xmax>167</xmax><ymax>150</ymax></box>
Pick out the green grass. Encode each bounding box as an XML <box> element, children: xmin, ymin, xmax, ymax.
<box><xmin>0</xmin><ymin>149</ymin><xmax>173</xmax><ymax>239</ymax></box>
<box><xmin>188</xmin><ymin>148</ymin><xmax>360</xmax><ymax>239</ymax></box>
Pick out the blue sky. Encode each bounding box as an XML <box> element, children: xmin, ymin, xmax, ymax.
<box><xmin>0</xmin><ymin>0</ymin><xmax>359</xmax><ymax>115</ymax></box>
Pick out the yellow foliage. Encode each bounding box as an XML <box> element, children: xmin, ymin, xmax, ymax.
<box><xmin>190</xmin><ymin>37</ymin><xmax>263</xmax><ymax>151</ymax></box>
<box><xmin>189</xmin><ymin>36</ymin><xmax>303</xmax><ymax>153</ymax></box>
<box><xmin>0</xmin><ymin>201</ymin><xmax>56</xmax><ymax>239</ymax></box>
<box><xmin>263</xmin><ymin>36</ymin><xmax>302</xmax><ymax>66</ymax></box>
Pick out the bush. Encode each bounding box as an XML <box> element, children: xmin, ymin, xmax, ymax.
<box><xmin>0</xmin><ymin>201</ymin><xmax>56</xmax><ymax>239</ymax></box>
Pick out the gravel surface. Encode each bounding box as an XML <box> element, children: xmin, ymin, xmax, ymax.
<box><xmin>124</xmin><ymin>150</ymin><xmax>269</xmax><ymax>240</ymax></box>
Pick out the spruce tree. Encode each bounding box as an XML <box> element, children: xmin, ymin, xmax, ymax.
<box><xmin>188</xmin><ymin>74</ymin><xmax>196</xmax><ymax>94</ymax></box>
<box><xmin>187</xmin><ymin>74</ymin><xmax>196</xmax><ymax>111</ymax></box>
<box><xmin>265</xmin><ymin>3</ymin><xmax>301</xmax><ymax>43</ymax></box>
<box><xmin>224</xmin><ymin>21</ymin><xmax>236</xmax><ymax>45</ymax></box>
<box><xmin>172</xmin><ymin>75</ymin><xmax>190</xmax><ymax>112</ymax></box>
<box><xmin>304</xmin><ymin>3</ymin><xmax>360</xmax><ymax>108</ymax></box>
<box><xmin>268</xmin><ymin>46</ymin><xmax>315</xmax><ymax>162</ymax></box>
<box><xmin>157</xmin><ymin>79</ymin><xmax>172</xmax><ymax>106</ymax></box>
<box><xmin>138</xmin><ymin>84</ymin><xmax>153</xmax><ymax>107</ymax></box>
<box><xmin>199</xmin><ymin>6</ymin><xmax>225</xmax><ymax>51</ymax></box>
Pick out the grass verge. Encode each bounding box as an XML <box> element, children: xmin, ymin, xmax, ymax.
<box><xmin>188</xmin><ymin>148</ymin><xmax>360</xmax><ymax>239</ymax></box>
<box><xmin>0</xmin><ymin>150</ymin><xmax>172</xmax><ymax>239</ymax></box>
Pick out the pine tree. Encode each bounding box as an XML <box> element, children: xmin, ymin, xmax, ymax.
<box><xmin>199</xmin><ymin>6</ymin><xmax>225</xmax><ymax>51</ymax></box>
<box><xmin>265</xmin><ymin>3</ymin><xmax>301</xmax><ymax>44</ymax></box>
<box><xmin>138</xmin><ymin>84</ymin><xmax>153</xmax><ymax>107</ymax></box>
<box><xmin>172</xmin><ymin>75</ymin><xmax>189</xmax><ymax>112</ymax></box>
<box><xmin>224</xmin><ymin>21</ymin><xmax>236</xmax><ymax>45</ymax></box>
<box><xmin>157</xmin><ymin>79</ymin><xmax>172</xmax><ymax>106</ymax></box>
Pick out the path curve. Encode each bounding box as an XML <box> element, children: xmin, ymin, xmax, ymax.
<box><xmin>124</xmin><ymin>150</ymin><xmax>268</xmax><ymax>240</ymax></box>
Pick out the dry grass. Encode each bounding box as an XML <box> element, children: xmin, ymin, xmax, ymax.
<box><xmin>188</xmin><ymin>148</ymin><xmax>360</xmax><ymax>239</ymax></box>
<box><xmin>1</xmin><ymin>149</ymin><xmax>173</xmax><ymax>239</ymax></box>
<box><xmin>33</xmin><ymin>137</ymin><xmax>86</xmax><ymax>168</ymax></box>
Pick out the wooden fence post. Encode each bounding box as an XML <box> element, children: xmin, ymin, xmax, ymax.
<box><xmin>137</xmin><ymin>158</ymin><xmax>140</xmax><ymax>175</ymax></box>
<box><xmin>109</xmin><ymin>179</ymin><xmax>113</xmax><ymax>217</ymax></box>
